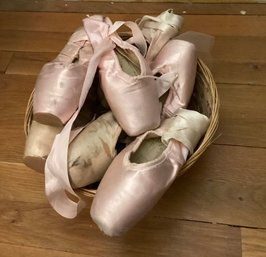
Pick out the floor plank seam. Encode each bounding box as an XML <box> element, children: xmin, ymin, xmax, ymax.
<box><xmin>152</xmin><ymin>215</ymin><xmax>266</xmax><ymax>230</ymax></box>
<box><xmin>0</xmin><ymin>240</ymin><xmax>90</xmax><ymax>256</ymax></box>
<box><xmin>213</xmin><ymin>142</ymin><xmax>266</xmax><ymax>150</ymax></box>
<box><xmin>4</xmin><ymin>52</ymin><xmax>14</xmax><ymax>74</ymax></box>
<box><xmin>216</xmin><ymin>81</ymin><xmax>266</xmax><ymax>87</ymax></box>
<box><xmin>225</xmin><ymin>223</ymin><xmax>266</xmax><ymax>231</ymax></box>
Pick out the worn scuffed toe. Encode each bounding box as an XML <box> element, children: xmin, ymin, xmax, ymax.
<box><xmin>68</xmin><ymin>112</ymin><xmax>122</xmax><ymax>188</ymax></box>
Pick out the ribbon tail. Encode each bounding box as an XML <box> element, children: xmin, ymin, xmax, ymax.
<box><xmin>44</xmin><ymin>37</ymin><xmax>115</xmax><ymax>219</ymax></box>
<box><xmin>156</xmin><ymin>71</ymin><xmax>177</xmax><ymax>97</ymax></box>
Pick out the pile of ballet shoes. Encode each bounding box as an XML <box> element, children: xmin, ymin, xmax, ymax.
<box><xmin>24</xmin><ymin>10</ymin><xmax>211</xmax><ymax>236</ymax></box>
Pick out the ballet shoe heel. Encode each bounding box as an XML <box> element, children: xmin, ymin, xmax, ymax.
<box><xmin>24</xmin><ymin>120</ymin><xmax>62</xmax><ymax>172</ymax></box>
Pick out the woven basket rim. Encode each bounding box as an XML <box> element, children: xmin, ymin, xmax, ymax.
<box><xmin>180</xmin><ymin>59</ymin><xmax>219</xmax><ymax>173</ymax></box>
<box><xmin>24</xmin><ymin>58</ymin><xmax>219</xmax><ymax>198</ymax></box>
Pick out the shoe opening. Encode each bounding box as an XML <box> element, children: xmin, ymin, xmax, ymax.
<box><xmin>130</xmin><ymin>134</ymin><xmax>167</xmax><ymax>164</ymax></box>
<box><xmin>115</xmin><ymin>131</ymin><xmax>135</xmax><ymax>154</ymax></box>
<box><xmin>115</xmin><ymin>46</ymin><xmax>141</xmax><ymax>76</ymax></box>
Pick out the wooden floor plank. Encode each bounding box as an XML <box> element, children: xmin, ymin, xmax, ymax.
<box><xmin>0</xmin><ymin>162</ymin><xmax>45</xmax><ymax>203</ymax></box>
<box><xmin>0</xmin><ymin>76</ymin><xmax>35</xmax><ymax>129</ymax></box>
<box><xmin>212</xmin><ymin>61</ymin><xmax>266</xmax><ymax>85</ymax></box>
<box><xmin>0</xmin><ymin>128</ymin><xmax>25</xmax><ymax>163</ymax></box>
<box><xmin>0</xmin><ymin>12</ymin><xmax>138</xmax><ymax>32</ymax></box>
<box><xmin>6</xmin><ymin>52</ymin><xmax>266</xmax><ymax>86</ymax></box>
<box><xmin>1</xmin><ymin>12</ymin><xmax>266</xmax><ymax>37</ymax></box>
<box><xmin>0</xmin><ymin>242</ymin><xmax>91</xmax><ymax>257</ymax></box>
<box><xmin>213</xmin><ymin>36</ymin><xmax>266</xmax><ymax>63</ymax></box>
<box><xmin>182</xmin><ymin>15</ymin><xmax>266</xmax><ymax>37</ymax></box>
<box><xmin>0</xmin><ymin>1</ymin><xmax>265</xmax><ymax>15</ymax></box>
<box><xmin>1</xmin><ymin>142</ymin><xmax>266</xmax><ymax>230</ymax></box>
<box><xmin>6</xmin><ymin>52</ymin><xmax>56</xmax><ymax>75</ymax></box>
<box><xmin>1</xmin><ymin>30</ymin><xmax>266</xmax><ymax>65</ymax></box>
<box><xmin>0</xmin><ymin>51</ymin><xmax>13</xmax><ymax>73</ymax></box>
<box><xmin>242</xmin><ymin>228</ymin><xmax>266</xmax><ymax>257</ymax></box>
<box><xmin>0</xmin><ymin>161</ymin><xmax>242</xmax><ymax>257</ymax></box>
<box><xmin>0</xmin><ymin>12</ymin><xmax>85</xmax><ymax>33</ymax></box>
<box><xmin>153</xmin><ymin>144</ymin><xmax>266</xmax><ymax>229</ymax></box>
<box><xmin>0</xmin><ymin>30</ymin><xmax>70</xmax><ymax>53</ymax></box>
<box><xmin>216</xmin><ymin>84</ymin><xmax>266</xmax><ymax>147</ymax></box>
<box><xmin>0</xmin><ymin>75</ymin><xmax>35</xmax><ymax>162</ymax></box>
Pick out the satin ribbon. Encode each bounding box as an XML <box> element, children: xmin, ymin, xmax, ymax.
<box><xmin>45</xmin><ymin>36</ymin><xmax>115</xmax><ymax>219</ymax></box>
<box><xmin>84</xmin><ymin>15</ymin><xmax>147</xmax><ymax>56</ymax></box>
<box><xmin>161</xmin><ymin>109</ymin><xmax>210</xmax><ymax>154</ymax></box>
<box><xmin>89</xmin><ymin>109</ymin><xmax>209</xmax><ymax>236</ymax></box>
<box><xmin>139</xmin><ymin>72</ymin><xmax>177</xmax><ymax>99</ymax></box>
<box><xmin>109</xmin><ymin>20</ymin><xmax>147</xmax><ymax>56</ymax></box>
<box><xmin>56</xmin><ymin>27</ymin><xmax>89</xmax><ymax>64</ymax></box>
<box><xmin>138</xmin><ymin>9</ymin><xmax>184</xmax><ymax>63</ymax></box>
<box><xmin>138</xmin><ymin>9</ymin><xmax>184</xmax><ymax>43</ymax></box>
<box><xmin>44</xmin><ymin>15</ymin><xmax>148</xmax><ymax>219</ymax></box>
<box><xmin>44</xmin><ymin>15</ymin><xmax>214</xmax><ymax>219</ymax></box>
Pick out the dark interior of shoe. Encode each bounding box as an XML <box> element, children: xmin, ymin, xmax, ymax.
<box><xmin>130</xmin><ymin>136</ymin><xmax>167</xmax><ymax>164</ymax></box>
<box><xmin>115</xmin><ymin>46</ymin><xmax>141</xmax><ymax>76</ymax></box>
<box><xmin>115</xmin><ymin>131</ymin><xmax>135</xmax><ymax>153</ymax></box>
<box><xmin>73</xmin><ymin>71</ymin><xmax>110</xmax><ymax>129</ymax></box>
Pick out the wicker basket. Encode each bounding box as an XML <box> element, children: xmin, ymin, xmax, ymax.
<box><xmin>24</xmin><ymin>58</ymin><xmax>219</xmax><ymax>198</ymax></box>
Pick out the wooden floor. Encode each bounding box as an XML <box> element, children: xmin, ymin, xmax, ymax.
<box><xmin>0</xmin><ymin>5</ymin><xmax>266</xmax><ymax>257</ymax></box>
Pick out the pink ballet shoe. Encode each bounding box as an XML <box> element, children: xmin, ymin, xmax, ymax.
<box><xmin>151</xmin><ymin>39</ymin><xmax>197</xmax><ymax>117</ymax></box>
<box><xmin>68</xmin><ymin>112</ymin><xmax>122</xmax><ymax>189</ymax></box>
<box><xmin>24</xmin><ymin>121</ymin><xmax>62</xmax><ymax>172</ymax></box>
<box><xmin>33</xmin><ymin>27</ymin><xmax>93</xmax><ymax>126</ymax></box>
<box><xmin>138</xmin><ymin>9</ymin><xmax>183</xmax><ymax>63</ymax></box>
<box><xmin>90</xmin><ymin>108</ymin><xmax>210</xmax><ymax>236</ymax></box>
<box><xmin>84</xmin><ymin>15</ymin><xmax>161</xmax><ymax>136</ymax></box>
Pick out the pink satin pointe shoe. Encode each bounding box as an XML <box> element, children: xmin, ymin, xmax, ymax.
<box><xmin>84</xmin><ymin>16</ymin><xmax>161</xmax><ymax>136</ymax></box>
<box><xmin>24</xmin><ymin>121</ymin><xmax>62</xmax><ymax>172</ymax></box>
<box><xmin>151</xmin><ymin>39</ymin><xmax>197</xmax><ymax>117</ymax></box>
<box><xmin>90</xmin><ymin>108</ymin><xmax>210</xmax><ymax>236</ymax></box>
<box><xmin>33</xmin><ymin>27</ymin><xmax>93</xmax><ymax>126</ymax></box>
<box><xmin>138</xmin><ymin>9</ymin><xmax>183</xmax><ymax>63</ymax></box>
<box><xmin>68</xmin><ymin>112</ymin><xmax>123</xmax><ymax>189</ymax></box>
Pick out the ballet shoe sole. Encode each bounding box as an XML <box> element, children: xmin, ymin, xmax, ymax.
<box><xmin>33</xmin><ymin>113</ymin><xmax>64</xmax><ymax>127</ymax></box>
<box><xmin>23</xmin><ymin>156</ymin><xmax>46</xmax><ymax>173</ymax></box>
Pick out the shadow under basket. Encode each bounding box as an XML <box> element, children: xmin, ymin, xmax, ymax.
<box><xmin>24</xmin><ymin>59</ymin><xmax>220</xmax><ymax>198</ymax></box>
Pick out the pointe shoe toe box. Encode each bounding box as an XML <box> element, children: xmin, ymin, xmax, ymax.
<box><xmin>90</xmin><ymin>136</ymin><xmax>186</xmax><ymax>236</ymax></box>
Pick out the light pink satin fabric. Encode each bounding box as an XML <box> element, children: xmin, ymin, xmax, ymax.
<box><xmin>45</xmin><ymin>35</ymin><xmax>115</xmax><ymax>218</ymax></box>
<box><xmin>84</xmin><ymin>16</ymin><xmax>161</xmax><ymax>136</ymax></box>
<box><xmin>33</xmin><ymin>28</ymin><xmax>92</xmax><ymax>126</ymax></box>
<box><xmin>44</xmin><ymin>15</ymin><xmax>156</xmax><ymax>219</ymax></box>
<box><xmin>90</xmin><ymin>109</ymin><xmax>210</xmax><ymax>236</ymax></box>
<box><xmin>99</xmin><ymin>52</ymin><xmax>161</xmax><ymax>136</ymax></box>
<box><xmin>151</xmin><ymin>39</ymin><xmax>197</xmax><ymax>117</ymax></box>
<box><xmin>33</xmin><ymin>63</ymin><xmax>88</xmax><ymax>125</ymax></box>
<box><xmin>43</xmin><ymin>15</ymin><xmax>215</xmax><ymax>221</ymax></box>
<box><xmin>138</xmin><ymin>9</ymin><xmax>184</xmax><ymax>63</ymax></box>
<box><xmin>91</xmin><ymin>140</ymin><xmax>187</xmax><ymax>236</ymax></box>
<box><xmin>83</xmin><ymin>16</ymin><xmax>147</xmax><ymax>56</ymax></box>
